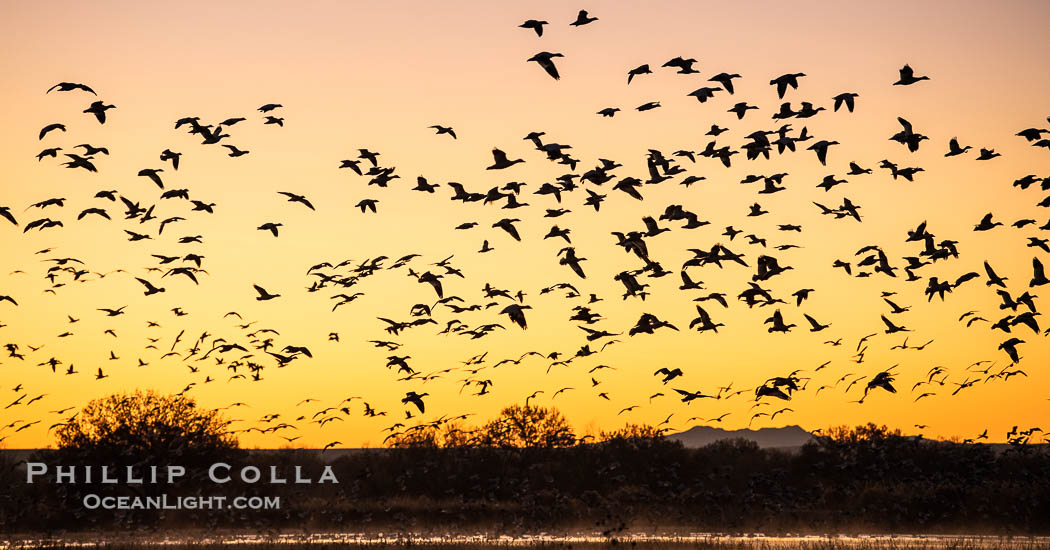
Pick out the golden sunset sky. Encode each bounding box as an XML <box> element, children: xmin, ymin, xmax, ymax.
<box><xmin>1</xmin><ymin>1</ymin><xmax>1049</xmax><ymax>448</ymax></box>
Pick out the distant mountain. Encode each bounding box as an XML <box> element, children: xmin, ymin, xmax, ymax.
<box><xmin>667</xmin><ymin>425</ymin><xmax>814</xmax><ymax>449</ymax></box>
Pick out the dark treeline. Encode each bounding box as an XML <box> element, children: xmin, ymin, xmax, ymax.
<box><xmin>2</xmin><ymin>423</ymin><xmax>1049</xmax><ymax>536</ymax></box>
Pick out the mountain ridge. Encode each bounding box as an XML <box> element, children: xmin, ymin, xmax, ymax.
<box><xmin>666</xmin><ymin>424</ymin><xmax>814</xmax><ymax>448</ymax></box>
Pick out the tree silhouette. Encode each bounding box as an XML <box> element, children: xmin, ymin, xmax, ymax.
<box><xmin>476</xmin><ymin>404</ymin><xmax>576</xmax><ymax>448</ymax></box>
<box><xmin>386</xmin><ymin>404</ymin><xmax>578</xmax><ymax>448</ymax></box>
<box><xmin>53</xmin><ymin>390</ymin><xmax>239</xmax><ymax>469</ymax></box>
<box><xmin>598</xmin><ymin>423</ymin><xmax>667</xmax><ymax>441</ymax></box>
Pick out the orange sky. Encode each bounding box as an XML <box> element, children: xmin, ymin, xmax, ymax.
<box><xmin>1</xmin><ymin>1</ymin><xmax>1049</xmax><ymax>449</ymax></box>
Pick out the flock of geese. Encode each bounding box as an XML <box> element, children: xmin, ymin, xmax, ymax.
<box><xmin>1</xmin><ymin>8</ymin><xmax>1049</xmax><ymax>450</ymax></box>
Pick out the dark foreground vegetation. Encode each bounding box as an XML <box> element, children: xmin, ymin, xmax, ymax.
<box><xmin>1</xmin><ymin>393</ymin><xmax>1048</xmax><ymax>537</ymax></box>
<box><xmin>2</xmin><ymin>426</ymin><xmax>1049</xmax><ymax>536</ymax></box>
<box><xmin>7</xmin><ymin>540</ymin><xmax>1050</xmax><ymax>550</ymax></box>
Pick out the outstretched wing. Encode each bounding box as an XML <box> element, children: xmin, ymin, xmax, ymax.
<box><xmin>538</xmin><ymin>58</ymin><xmax>559</xmax><ymax>80</ymax></box>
